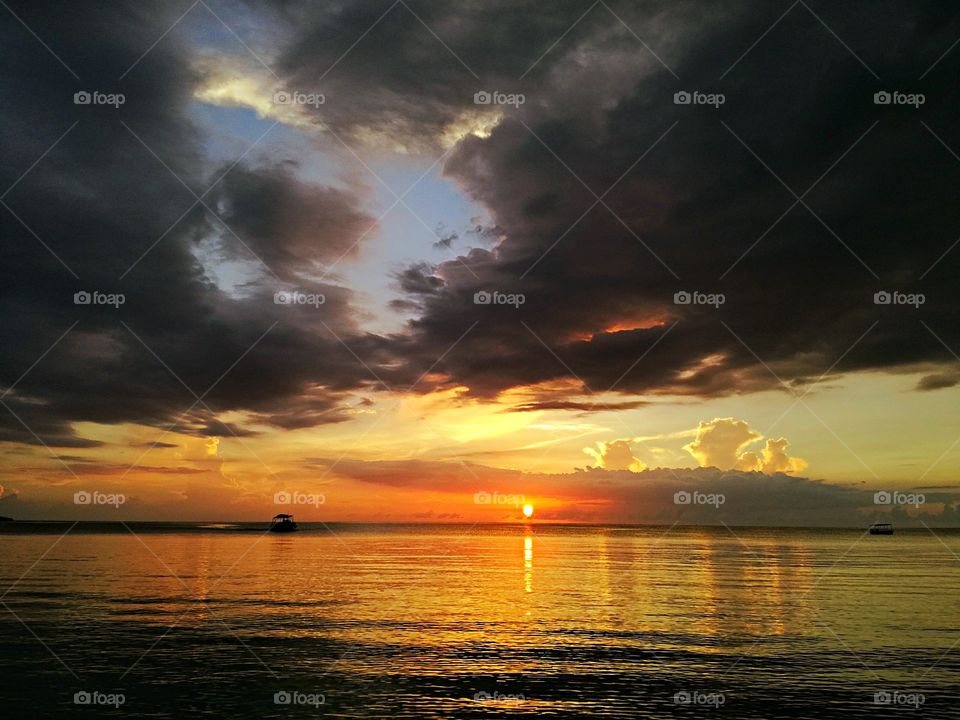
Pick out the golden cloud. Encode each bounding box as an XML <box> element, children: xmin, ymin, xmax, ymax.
<box><xmin>583</xmin><ymin>438</ymin><xmax>646</xmax><ymax>472</ymax></box>
<box><xmin>683</xmin><ymin>418</ymin><xmax>806</xmax><ymax>474</ymax></box>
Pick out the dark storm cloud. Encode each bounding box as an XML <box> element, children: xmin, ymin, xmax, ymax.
<box><xmin>206</xmin><ymin>163</ymin><xmax>375</xmax><ymax>282</ymax></box>
<box><xmin>0</xmin><ymin>1</ymin><xmax>385</xmax><ymax>447</ymax></box>
<box><xmin>507</xmin><ymin>399</ymin><xmax>650</xmax><ymax>413</ymax></box>
<box><xmin>247</xmin><ymin>392</ymin><xmax>358</xmax><ymax>429</ymax></box>
<box><xmin>393</xmin><ymin>262</ymin><xmax>443</xmax><ymax>296</ymax></box>
<box><xmin>269</xmin><ymin>0</ymin><xmax>630</xmax><ymax>145</ymax></box>
<box><xmin>262</xmin><ymin>0</ymin><xmax>960</xmax><ymax>399</ymax></box>
<box><xmin>916</xmin><ymin>370</ymin><xmax>960</xmax><ymax>391</ymax></box>
<box><xmin>196</xmin><ymin>418</ymin><xmax>260</xmax><ymax>437</ymax></box>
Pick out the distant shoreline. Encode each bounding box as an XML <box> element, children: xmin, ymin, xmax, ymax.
<box><xmin>0</xmin><ymin>519</ymin><xmax>956</xmax><ymax>531</ymax></box>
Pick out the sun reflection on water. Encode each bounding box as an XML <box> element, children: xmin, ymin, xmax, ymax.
<box><xmin>524</xmin><ymin>534</ymin><xmax>533</xmax><ymax>594</ymax></box>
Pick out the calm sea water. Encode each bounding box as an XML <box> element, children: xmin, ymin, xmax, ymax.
<box><xmin>0</xmin><ymin>522</ymin><xmax>957</xmax><ymax>718</ymax></box>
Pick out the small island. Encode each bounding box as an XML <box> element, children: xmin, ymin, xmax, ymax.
<box><xmin>0</xmin><ymin>516</ymin><xmax>13</xmax><ymax>522</ymax></box>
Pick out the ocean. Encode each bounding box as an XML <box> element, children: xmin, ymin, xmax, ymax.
<box><xmin>0</xmin><ymin>522</ymin><xmax>957</xmax><ymax>717</ymax></box>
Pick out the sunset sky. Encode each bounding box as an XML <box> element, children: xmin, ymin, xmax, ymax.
<box><xmin>2</xmin><ymin>0</ymin><xmax>959</xmax><ymax>523</ymax></box>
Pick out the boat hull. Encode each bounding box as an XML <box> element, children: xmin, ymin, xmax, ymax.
<box><xmin>269</xmin><ymin>523</ymin><xmax>298</xmax><ymax>533</ymax></box>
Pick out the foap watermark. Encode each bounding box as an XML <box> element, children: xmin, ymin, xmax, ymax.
<box><xmin>74</xmin><ymin>90</ymin><xmax>125</xmax><ymax>108</ymax></box>
<box><xmin>474</xmin><ymin>290</ymin><xmax>525</xmax><ymax>308</ymax></box>
<box><xmin>874</xmin><ymin>91</ymin><xmax>924</xmax><ymax>109</ymax></box>
<box><xmin>474</xmin><ymin>691</ymin><xmax>525</xmax><ymax>706</ymax></box>
<box><xmin>874</xmin><ymin>290</ymin><xmax>924</xmax><ymax>308</ymax></box>
<box><xmin>674</xmin><ymin>690</ymin><xmax>726</xmax><ymax>708</ymax></box>
<box><xmin>274</xmin><ymin>290</ymin><xmax>325</xmax><ymax>308</ymax></box>
<box><xmin>273</xmin><ymin>89</ymin><xmax>325</xmax><ymax>107</ymax></box>
<box><xmin>674</xmin><ymin>490</ymin><xmax>725</xmax><ymax>508</ymax></box>
<box><xmin>874</xmin><ymin>690</ymin><xmax>925</xmax><ymax>708</ymax></box>
<box><xmin>474</xmin><ymin>490</ymin><xmax>525</xmax><ymax>508</ymax></box>
<box><xmin>273</xmin><ymin>690</ymin><xmax>325</xmax><ymax>707</ymax></box>
<box><xmin>473</xmin><ymin>90</ymin><xmax>525</xmax><ymax>108</ymax></box>
<box><xmin>674</xmin><ymin>290</ymin><xmax>724</xmax><ymax>308</ymax></box>
<box><xmin>874</xmin><ymin>490</ymin><xmax>925</xmax><ymax>508</ymax></box>
<box><xmin>674</xmin><ymin>90</ymin><xmax>725</xmax><ymax>108</ymax></box>
<box><xmin>74</xmin><ymin>490</ymin><xmax>125</xmax><ymax>508</ymax></box>
<box><xmin>274</xmin><ymin>491</ymin><xmax>325</xmax><ymax>508</ymax></box>
<box><xmin>74</xmin><ymin>290</ymin><xmax>125</xmax><ymax>308</ymax></box>
<box><xmin>74</xmin><ymin>691</ymin><xmax>125</xmax><ymax>708</ymax></box>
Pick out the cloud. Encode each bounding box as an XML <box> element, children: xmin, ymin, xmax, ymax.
<box><xmin>739</xmin><ymin>437</ymin><xmax>808</xmax><ymax>474</ymax></box>
<box><xmin>204</xmin><ymin>163</ymin><xmax>377</xmax><ymax>282</ymax></box>
<box><xmin>392</xmin><ymin>262</ymin><xmax>444</xmax><ymax>298</ymax></box>
<box><xmin>432</xmin><ymin>225</ymin><xmax>458</xmax><ymax>250</ymax></box>
<box><xmin>61</xmin><ymin>463</ymin><xmax>208</xmax><ymax>476</ymax></box>
<box><xmin>683</xmin><ymin>418</ymin><xmax>806</xmax><ymax>473</ymax></box>
<box><xmin>509</xmin><ymin>399</ymin><xmax>649</xmax><ymax>413</ymax></box>
<box><xmin>312</xmin><ymin>0</ymin><xmax>960</xmax><ymax>401</ymax></box>
<box><xmin>583</xmin><ymin>439</ymin><xmax>646</xmax><ymax>472</ymax></box>
<box><xmin>304</xmin><ymin>457</ymin><xmax>524</xmax><ymax>490</ymax></box>
<box><xmin>315</xmin><ymin>457</ymin><xmax>960</xmax><ymax>527</ymax></box>
<box><xmin>683</xmin><ymin>418</ymin><xmax>760</xmax><ymax>469</ymax></box>
<box><xmin>0</xmin><ymin>1</ymin><xmax>387</xmax><ymax>445</ymax></box>
<box><xmin>3</xmin><ymin>0</ymin><xmax>960</xmax><ymax>453</ymax></box>
<box><xmin>193</xmin><ymin>54</ymin><xmax>325</xmax><ymax>132</ymax></box>
<box><xmin>917</xmin><ymin>370</ymin><xmax>960</xmax><ymax>391</ymax></box>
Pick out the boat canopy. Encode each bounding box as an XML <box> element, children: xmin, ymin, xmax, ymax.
<box><xmin>273</xmin><ymin>513</ymin><xmax>294</xmax><ymax>519</ymax></box>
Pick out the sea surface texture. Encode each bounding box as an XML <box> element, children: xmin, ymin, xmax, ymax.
<box><xmin>0</xmin><ymin>523</ymin><xmax>957</xmax><ymax>717</ymax></box>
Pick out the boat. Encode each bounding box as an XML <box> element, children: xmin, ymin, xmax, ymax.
<box><xmin>869</xmin><ymin>522</ymin><xmax>893</xmax><ymax>535</ymax></box>
<box><xmin>269</xmin><ymin>513</ymin><xmax>298</xmax><ymax>533</ymax></box>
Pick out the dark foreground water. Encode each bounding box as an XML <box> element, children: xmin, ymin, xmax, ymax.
<box><xmin>0</xmin><ymin>522</ymin><xmax>957</xmax><ymax>717</ymax></box>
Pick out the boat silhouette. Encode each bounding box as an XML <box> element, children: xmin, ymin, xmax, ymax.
<box><xmin>270</xmin><ymin>513</ymin><xmax>298</xmax><ymax>533</ymax></box>
<box><xmin>869</xmin><ymin>522</ymin><xmax>893</xmax><ymax>535</ymax></box>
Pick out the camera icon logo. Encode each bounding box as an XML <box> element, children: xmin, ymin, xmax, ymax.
<box><xmin>74</xmin><ymin>691</ymin><xmax>92</xmax><ymax>705</ymax></box>
<box><xmin>273</xmin><ymin>90</ymin><xmax>291</xmax><ymax>105</ymax></box>
<box><xmin>74</xmin><ymin>491</ymin><xmax>92</xmax><ymax>505</ymax></box>
<box><xmin>274</xmin><ymin>691</ymin><xmax>292</xmax><ymax>705</ymax></box>
<box><xmin>873</xmin><ymin>290</ymin><xmax>891</xmax><ymax>305</ymax></box>
<box><xmin>873</xmin><ymin>491</ymin><xmax>891</xmax><ymax>505</ymax></box>
<box><xmin>473</xmin><ymin>491</ymin><xmax>491</xmax><ymax>505</ymax></box>
<box><xmin>673</xmin><ymin>91</ymin><xmax>691</xmax><ymax>105</ymax></box>
<box><xmin>274</xmin><ymin>291</ymin><xmax>291</xmax><ymax>305</ymax></box>
<box><xmin>74</xmin><ymin>290</ymin><xmax>92</xmax><ymax>305</ymax></box>
<box><xmin>874</xmin><ymin>691</ymin><xmax>891</xmax><ymax>705</ymax></box>
<box><xmin>274</xmin><ymin>491</ymin><xmax>292</xmax><ymax>505</ymax></box>
<box><xmin>674</xmin><ymin>490</ymin><xmax>691</xmax><ymax>505</ymax></box>
<box><xmin>674</xmin><ymin>691</ymin><xmax>691</xmax><ymax>705</ymax></box>
<box><xmin>73</xmin><ymin>91</ymin><xmax>91</xmax><ymax>105</ymax></box>
<box><xmin>474</xmin><ymin>91</ymin><xmax>492</xmax><ymax>105</ymax></box>
<box><xmin>873</xmin><ymin>91</ymin><xmax>891</xmax><ymax>105</ymax></box>
<box><xmin>673</xmin><ymin>290</ymin><xmax>691</xmax><ymax>305</ymax></box>
<box><xmin>474</xmin><ymin>291</ymin><xmax>492</xmax><ymax>305</ymax></box>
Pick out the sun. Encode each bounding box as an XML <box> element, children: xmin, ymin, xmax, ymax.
<box><xmin>522</xmin><ymin>503</ymin><xmax>534</xmax><ymax>519</ymax></box>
